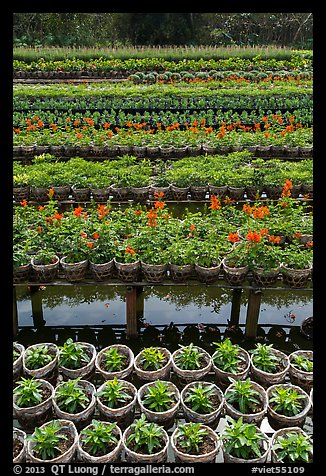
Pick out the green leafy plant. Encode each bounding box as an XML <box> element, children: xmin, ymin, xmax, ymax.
<box><xmin>292</xmin><ymin>355</ymin><xmax>313</xmax><ymax>372</ymax></box>
<box><xmin>250</xmin><ymin>343</ymin><xmax>279</xmax><ymax>373</ymax></box>
<box><xmin>13</xmin><ymin>348</ymin><xmax>21</xmax><ymax>362</ymax></box>
<box><xmin>58</xmin><ymin>338</ymin><xmax>91</xmax><ymax>370</ymax></box>
<box><xmin>174</xmin><ymin>343</ymin><xmax>203</xmax><ymax>370</ymax></box>
<box><xmin>138</xmin><ymin>347</ymin><xmax>167</xmax><ymax>371</ymax></box>
<box><xmin>183</xmin><ymin>382</ymin><xmax>216</xmax><ymax>414</ymax></box>
<box><xmin>32</xmin><ymin>249</ymin><xmax>58</xmax><ymax>265</ymax></box>
<box><xmin>95</xmin><ymin>377</ymin><xmax>133</xmax><ymax>409</ymax></box>
<box><xmin>141</xmin><ymin>380</ymin><xmax>176</xmax><ymax>412</ymax></box>
<box><xmin>212</xmin><ymin>338</ymin><xmax>243</xmax><ymax>374</ymax></box>
<box><xmin>24</xmin><ymin>345</ymin><xmax>54</xmax><ymax>370</ymax></box>
<box><xmin>125</xmin><ymin>414</ymin><xmax>166</xmax><ymax>455</ymax></box>
<box><xmin>225</xmin><ymin>378</ymin><xmax>262</xmax><ymax>414</ymax></box>
<box><xmin>272</xmin><ymin>431</ymin><xmax>313</xmax><ymax>463</ymax></box>
<box><xmin>268</xmin><ymin>386</ymin><xmax>306</xmax><ymax>417</ymax></box>
<box><xmin>27</xmin><ymin>420</ymin><xmax>68</xmax><ymax>460</ymax></box>
<box><xmin>13</xmin><ymin>377</ymin><xmax>44</xmax><ymax>408</ymax></box>
<box><xmin>174</xmin><ymin>422</ymin><xmax>209</xmax><ymax>454</ymax></box>
<box><xmin>100</xmin><ymin>347</ymin><xmax>128</xmax><ymax>372</ymax></box>
<box><xmin>222</xmin><ymin>417</ymin><xmax>265</xmax><ymax>460</ymax></box>
<box><xmin>79</xmin><ymin>420</ymin><xmax>119</xmax><ymax>456</ymax></box>
<box><xmin>54</xmin><ymin>378</ymin><xmax>90</xmax><ymax>414</ymax></box>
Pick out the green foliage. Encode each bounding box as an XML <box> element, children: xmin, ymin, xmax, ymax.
<box><xmin>100</xmin><ymin>347</ymin><xmax>128</xmax><ymax>373</ymax></box>
<box><xmin>125</xmin><ymin>414</ymin><xmax>166</xmax><ymax>455</ymax></box>
<box><xmin>138</xmin><ymin>347</ymin><xmax>167</xmax><ymax>371</ymax></box>
<box><xmin>222</xmin><ymin>417</ymin><xmax>265</xmax><ymax>460</ymax></box>
<box><xmin>272</xmin><ymin>431</ymin><xmax>313</xmax><ymax>463</ymax></box>
<box><xmin>174</xmin><ymin>343</ymin><xmax>203</xmax><ymax>371</ymax></box>
<box><xmin>58</xmin><ymin>338</ymin><xmax>91</xmax><ymax>370</ymax></box>
<box><xmin>54</xmin><ymin>378</ymin><xmax>90</xmax><ymax>414</ymax></box>
<box><xmin>292</xmin><ymin>355</ymin><xmax>313</xmax><ymax>372</ymax></box>
<box><xmin>212</xmin><ymin>338</ymin><xmax>243</xmax><ymax>374</ymax></box>
<box><xmin>183</xmin><ymin>382</ymin><xmax>216</xmax><ymax>414</ymax></box>
<box><xmin>269</xmin><ymin>386</ymin><xmax>306</xmax><ymax>417</ymax></box>
<box><xmin>141</xmin><ymin>381</ymin><xmax>175</xmax><ymax>413</ymax></box>
<box><xmin>24</xmin><ymin>345</ymin><xmax>54</xmax><ymax>370</ymax></box>
<box><xmin>250</xmin><ymin>343</ymin><xmax>279</xmax><ymax>373</ymax></box>
<box><xmin>79</xmin><ymin>420</ymin><xmax>119</xmax><ymax>456</ymax></box>
<box><xmin>225</xmin><ymin>378</ymin><xmax>261</xmax><ymax>414</ymax></box>
<box><xmin>95</xmin><ymin>377</ymin><xmax>132</xmax><ymax>409</ymax></box>
<box><xmin>27</xmin><ymin>420</ymin><xmax>68</xmax><ymax>460</ymax></box>
<box><xmin>174</xmin><ymin>422</ymin><xmax>209</xmax><ymax>454</ymax></box>
<box><xmin>14</xmin><ymin>378</ymin><xmax>44</xmax><ymax>408</ymax></box>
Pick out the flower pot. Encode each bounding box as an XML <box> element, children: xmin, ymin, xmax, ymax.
<box><xmin>187</xmin><ymin>145</ymin><xmax>202</xmax><ymax>156</ymax></box>
<box><xmin>266</xmin><ymin>384</ymin><xmax>311</xmax><ymax>430</ymax></box>
<box><xmin>221</xmin><ymin>427</ymin><xmax>270</xmax><ymax>463</ymax></box>
<box><xmin>77</xmin><ymin>421</ymin><xmax>123</xmax><ymax>463</ymax></box>
<box><xmin>211</xmin><ymin>346</ymin><xmax>250</xmax><ymax>389</ymax></box>
<box><xmin>118</xmin><ymin>145</ymin><xmax>132</xmax><ymax>155</ymax></box>
<box><xmin>222</xmin><ymin>258</ymin><xmax>249</xmax><ymax>286</ymax></box>
<box><xmin>53</xmin><ymin>380</ymin><xmax>96</xmax><ymax>431</ymax></box>
<box><xmin>26</xmin><ymin>419</ymin><xmax>78</xmax><ymax>463</ymax></box>
<box><xmin>122</xmin><ymin>424</ymin><xmax>169</xmax><ymax>463</ymax></box>
<box><xmin>301</xmin><ymin>183</ymin><xmax>313</xmax><ymax>198</ymax></box>
<box><xmin>208</xmin><ymin>184</ymin><xmax>228</xmax><ymax>199</ymax></box>
<box><xmin>251</xmin><ymin>266</ymin><xmax>280</xmax><ymax>287</ymax></box>
<box><xmin>89</xmin><ymin>259</ymin><xmax>115</xmax><ymax>281</ymax></box>
<box><xmin>270</xmin><ymin>427</ymin><xmax>313</xmax><ymax>463</ymax></box>
<box><xmin>114</xmin><ymin>258</ymin><xmax>140</xmax><ymax>282</ymax></box>
<box><xmin>96</xmin><ymin>380</ymin><xmax>137</xmax><ymax>430</ymax></box>
<box><xmin>90</xmin><ymin>187</ymin><xmax>110</xmax><ymax>202</ymax></box>
<box><xmin>202</xmin><ymin>145</ymin><xmax>218</xmax><ymax>154</ymax></box>
<box><xmin>23</xmin><ymin>342</ymin><xmax>59</xmax><ymax>382</ymax></box>
<box><xmin>110</xmin><ymin>185</ymin><xmax>132</xmax><ymax>201</ymax></box>
<box><xmin>180</xmin><ymin>381</ymin><xmax>224</xmax><ymax>429</ymax></box>
<box><xmin>95</xmin><ymin>344</ymin><xmax>134</xmax><ymax>380</ymax></box>
<box><xmin>250</xmin><ymin>348</ymin><xmax>290</xmax><ymax>388</ymax></box>
<box><xmin>13</xmin><ymin>186</ymin><xmax>30</xmax><ymax>202</ymax></box>
<box><xmin>141</xmin><ymin>262</ymin><xmax>168</xmax><ymax>283</ymax></box>
<box><xmin>52</xmin><ymin>185</ymin><xmax>71</xmax><ymax>201</ymax></box>
<box><xmin>13</xmin><ymin>263</ymin><xmax>31</xmax><ymax>284</ymax></box>
<box><xmin>280</xmin><ymin>264</ymin><xmax>312</xmax><ymax>288</ymax></box>
<box><xmin>224</xmin><ymin>380</ymin><xmax>268</xmax><ymax>426</ymax></box>
<box><xmin>159</xmin><ymin>146</ymin><xmax>175</xmax><ymax>158</ymax></box>
<box><xmin>298</xmin><ymin>234</ymin><xmax>313</xmax><ymax>246</ymax></box>
<box><xmin>174</xmin><ymin>146</ymin><xmax>188</xmax><ymax>158</ymax></box>
<box><xmin>133</xmin><ymin>347</ymin><xmax>172</xmax><ymax>382</ymax></box>
<box><xmin>31</xmin><ymin>255</ymin><xmax>60</xmax><ymax>283</ymax></box>
<box><xmin>194</xmin><ymin>261</ymin><xmax>222</xmax><ymax>284</ymax></box>
<box><xmin>13</xmin><ymin>428</ymin><xmax>27</xmax><ymax>463</ymax></box>
<box><xmin>169</xmin><ymin>263</ymin><xmax>194</xmax><ymax>282</ymax></box>
<box><xmin>137</xmin><ymin>381</ymin><xmax>180</xmax><ymax>429</ymax></box>
<box><xmin>189</xmin><ymin>185</ymin><xmax>208</xmax><ymax>201</ymax></box>
<box><xmin>265</xmin><ymin>185</ymin><xmax>283</xmax><ymax>200</ymax></box>
<box><xmin>288</xmin><ymin>350</ymin><xmax>313</xmax><ymax>393</ymax></box>
<box><xmin>13</xmin><ymin>342</ymin><xmax>25</xmax><ymax>383</ymax></box>
<box><xmin>60</xmin><ymin>257</ymin><xmax>89</xmax><ymax>282</ymax></box>
<box><xmin>131</xmin><ymin>146</ymin><xmax>147</xmax><ymax>158</ymax></box>
<box><xmin>171</xmin><ymin>423</ymin><xmax>221</xmax><ymax>463</ymax></box>
<box><xmin>227</xmin><ymin>186</ymin><xmax>246</xmax><ymax>201</ymax></box>
<box><xmin>170</xmin><ymin>184</ymin><xmax>190</xmax><ymax>200</ymax></box>
<box><xmin>291</xmin><ymin>183</ymin><xmax>303</xmax><ymax>198</ymax></box>
<box><xmin>146</xmin><ymin>146</ymin><xmax>160</xmax><ymax>158</ymax></box>
<box><xmin>71</xmin><ymin>186</ymin><xmax>91</xmax><ymax>202</ymax></box>
<box><xmin>171</xmin><ymin>346</ymin><xmax>212</xmax><ymax>383</ymax></box>
<box><xmin>13</xmin><ymin>378</ymin><xmax>55</xmax><ymax>430</ymax></box>
<box><xmin>150</xmin><ymin>185</ymin><xmax>172</xmax><ymax>200</ymax></box>
<box><xmin>245</xmin><ymin>186</ymin><xmax>263</xmax><ymax>201</ymax></box>
<box><xmin>132</xmin><ymin>185</ymin><xmax>150</xmax><ymax>202</ymax></box>
<box><xmin>58</xmin><ymin>342</ymin><xmax>97</xmax><ymax>380</ymax></box>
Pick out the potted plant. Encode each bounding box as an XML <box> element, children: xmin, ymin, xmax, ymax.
<box><xmin>60</xmin><ymin>238</ymin><xmax>89</xmax><ymax>282</ymax></box>
<box><xmin>249</xmin><ymin>343</ymin><xmax>290</xmax><ymax>388</ymax></box>
<box><xmin>222</xmin><ymin>242</ymin><xmax>249</xmax><ymax>285</ymax></box>
<box><xmin>52</xmin><ymin>378</ymin><xmax>96</xmax><ymax>430</ymax></box>
<box><xmin>122</xmin><ymin>414</ymin><xmax>169</xmax><ymax>463</ymax></box>
<box><xmin>288</xmin><ymin>350</ymin><xmax>313</xmax><ymax>392</ymax></box>
<box><xmin>13</xmin><ymin>172</ymin><xmax>30</xmax><ymax>202</ymax></box>
<box><xmin>13</xmin><ymin>427</ymin><xmax>27</xmax><ymax>463</ymax></box>
<box><xmin>280</xmin><ymin>243</ymin><xmax>313</xmax><ymax>288</ymax></box>
<box><xmin>26</xmin><ymin>419</ymin><xmax>78</xmax><ymax>463</ymax></box>
<box><xmin>58</xmin><ymin>338</ymin><xmax>96</xmax><ymax>380</ymax></box>
<box><xmin>137</xmin><ymin>380</ymin><xmax>180</xmax><ymax>429</ymax></box>
<box><xmin>95</xmin><ymin>344</ymin><xmax>134</xmax><ymax>380</ymax></box>
<box><xmin>13</xmin><ymin>377</ymin><xmax>55</xmax><ymax>430</ymax></box>
<box><xmin>13</xmin><ymin>342</ymin><xmax>25</xmax><ymax>383</ymax></box>
<box><xmin>181</xmin><ymin>381</ymin><xmax>224</xmax><ymax>429</ymax></box>
<box><xmin>133</xmin><ymin>346</ymin><xmax>172</xmax><ymax>381</ymax></box>
<box><xmin>113</xmin><ymin>243</ymin><xmax>140</xmax><ymax>282</ymax></box>
<box><xmin>211</xmin><ymin>338</ymin><xmax>250</xmax><ymax>388</ymax></box>
<box><xmin>267</xmin><ymin>383</ymin><xmax>311</xmax><ymax>430</ymax></box>
<box><xmin>22</xmin><ymin>342</ymin><xmax>59</xmax><ymax>382</ymax></box>
<box><xmin>167</xmin><ymin>240</ymin><xmax>195</xmax><ymax>282</ymax></box>
<box><xmin>88</xmin><ymin>229</ymin><xmax>116</xmax><ymax>281</ymax></box>
<box><xmin>31</xmin><ymin>249</ymin><xmax>60</xmax><ymax>283</ymax></box>
<box><xmin>13</xmin><ymin>244</ymin><xmax>32</xmax><ymax>284</ymax></box>
<box><xmin>171</xmin><ymin>343</ymin><xmax>212</xmax><ymax>383</ymax></box>
<box><xmin>77</xmin><ymin>419</ymin><xmax>123</xmax><ymax>463</ymax></box>
<box><xmin>221</xmin><ymin>416</ymin><xmax>270</xmax><ymax>463</ymax></box>
<box><xmin>171</xmin><ymin>422</ymin><xmax>221</xmax><ymax>463</ymax></box>
<box><xmin>271</xmin><ymin>427</ymin><xmax>313</xmax><ymax>463</ymax></box>
<box><xmin>96</xmin><ymin>377</ymin><xmax>137</xmax><ymax>430</ymax></box>
<box><xmin>224</xmin><ymin>378</ymin><xmax>268</xmax><ymax>426</ymax></box>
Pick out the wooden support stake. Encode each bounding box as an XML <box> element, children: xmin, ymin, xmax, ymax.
<box><xmin>13</xmin><ymin>287</ymin><xmax>18</xmax><ymax>337</ymax></box>
<box><xmin>229</xmin><ymin>288</ymin><xmax>243</xmax><ymax>326</ymax></box>
<box><xmin>30</xmin><ymin>286</ymin><xmax>46</xmax><ymax>328</ymax></box>
<box><xmin>245</xmin><ymin>288</ymin><xmax>262</xmax><ymax>338</ymax></box>
<box><xmin>126</xmin><ymin>286</ymin><xmax>138</xmax><ymax>338</ymax></box>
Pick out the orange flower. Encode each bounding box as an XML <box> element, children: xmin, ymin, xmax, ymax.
<box><xmin>125</xmin><ymin>244</ymin><xmax>136</xmax><ymax>254</ymax></box>
<box><xmin>80</xmin><ymin>231</ymin><xmax>87</xmax><ymax>239</ymax></box>
<box><xmin>74</xmin><ymin>207</ymin><xmax>84</xmax><ymax>217</ymax></box>
<box><xmin>154</xmin><ymin>201</ymin><xmax>165</xmax><ymax>209</ymax></box>
<box><xmin>246</xmin><ymin>230</ymin><xmax>261</xmax><ymax>242</ymax></box>
<box><xmin>269</xmin><ymin>235</ymin><xmax>281</xmax><ymax>243</ymax></box>
<box><xmin>47</xmin><ymin>187</ymin><xmax>55</xmax><ymax>199</ymax></box>
<box><xmin>86</xmin><ymin>242</ymin><xmax>93</xmax><ymax>248</ymax></box>
<box><xmin>93</xmin><ymin>231</ymin><xmax>100</xmax><ymax>240</ymax></box>
<box><xmin>53</xmin><ymin>212</ymin><xmax>64</xmax><ymax>220</ymax></box>
<box><xmin>20</xmin><ymin>199</ymin><xmax>27</xmax><ymax>207</ymax></box>
<box><xmin>228</xmin><ymin>232</ymin><xmax>240</xmax><ymax>243</ymax></box>
<box><xmin>38</xmin><ymin>205</ymin><xmax>46</xmax><ymax>212</ymax></box>
<box><xmin>209</xmin><ymin>195</ymin><xmax>221</xmax><ymax>210</ymax></box>
<box><xmin>190</xmin><ymin>224</ymin><xmax>195</xmax><ymax>231</ymax></box>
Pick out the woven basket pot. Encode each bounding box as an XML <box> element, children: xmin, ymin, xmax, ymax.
<box><xmin>110</xmin><ymin>185</ymin><xmax>133</xmax><ymax>201</ymax></box>
<box><xmin>31</xmin><ymin>255</ymin><xmax>60</xmax><ymax>283</ymax></box>
<box><xmin>180</xmin><ymin>381</ymin><xmax>224</xmax><ymax>429</ymax></box>
<box><xmin>174</xmin><ymin>146</ymin><xmax>188</xmax><ymax>158</ymax></box>
<box><xmin>221</xmin><ymin>429</ymin><xmax>270</xmax><ymax>463</ymax></box>
<box><xmin>170</xmin><ymin>184</ymin><xmax>190</xmax><ymax>200</ymax></box>
<box><xmin>251</xmin><ymin>266</ymin><xmax>281</xmax><ymax>287</ymax></box>
<box><xmin>172</xmin><ymin>346</ymin><xmax>212</xmax><ymax>383</ymax></box>
<box><xmin>114</xmin><ymin>258</ymin><xmax>140</xmax><ymax>282</ymax></box>
<box><xmin>141</xmin><ymin>262</ymin><xmax>168</xmax><ymax>283</ymax></box>
<box><xmin>58</xmin><ymin>342</ymin><xmax>96</xmax><ymax>380</ymax></box>
<box><xmin>30</xmin><ymin>186</ymin><xmax>50</xmax><ymax>202</ymax></box>
<box><xmin>53</xmin><ymin>185</ymin><xmax>71</xmax><ymax>201</ymax></box>
<box><xmin>208</xmin><ymin>185</ymin><xmax>228</xmax><ymax>199</ymax></box>
<box><xmin>224</xmin><ymin>380</ymin><xmax>268</xmax><ymax>426</ymax></box>
<box><xmin>96</xmin><ymin>380</ymin><xmax>137</xmax><ymax>430</ymax></box>
<box><xmin>53</xmin><ymin>380</ymin><xmax>96</xmax><ymax>431</ymax></box>
<box><xmin>288</xmin><ymin>350</ymin><xmax>313</xmax><ymax>393</ymax></box>
<box><xmin>222</xmin><ymin>258</ymin><xmax>249</xmax><ymax>286</ymax></box>
<box><xmin>60</xmin><ymin>257</ymin><xmax>89</xmax><ymax>282</ymax></box>
<box><xmin>13</xmin><ymin>379</ymin><xmax>55</xmax><ymax>430</ymax></box>
<box><xmin>169</xmin><ymin>263</ymin><xmax>194</xmax><ymax>282</ymax></box>
<box><xmin>122</xmin><ymin>425</ymin><xmax>169</xmax><ymax>463</ymax></box>
<box><xmin>194</xmin><ymin>261</ymin><xmax>222</xmax><ymax>284</ymax></box>
<box><xmin>132</xmin><ymin>186</ymin><xmax>150</xmax><ymax>202</ymax></box>
<box><xmin>265</xmin><ymin>185</ymin><xmax>283</xmax><ymax>200</ymax></box>
<box><xmin>189</xmin><ymin>185</ymin><xmax>208</xmax><ymax>200</ymax></box>
<box><xmin>134</xmin><ymin>347</ymin><xmax>172</xmax><ymax>382</ymax></box>
<box><xmin>187</xmin><ymin>145</ymin><xmax>203</xmax><ymax>156</ymax></box>
<box><xmin>13</xmin><ymin>342</ymin><xmax>25</xmax><ymax>382</ymax></box>
<box><xmin>23</xmin><ymin>342</ymin><xmax>59</xmax><ymax>381</ymax></box>
<box><xmin>137</xmin><ymin>381</ymin><xmax>180</xmax><ymax>429</ymax></box>
<box><xmin>90</xmin><ymin>187</ymin><xmax>110</xmax><ymax>202</ymax></box>
<box><xmin>266</xmin><ymin>384</ymin><xmax>311</xmax><ymax>430</ymax></box>
<box><xmin>171</xmin><ymin>423</ymin><xmax>221</xmax><ymax>463</ymax></box>
<box><xmin>270</xmin><ymin>427</ymin><xmax>313</xmax><ymax>463</ymax></box>
<box><xmin>77</xmin><ymin>422</ymin><xmax>123</xmax><ymax>463</ymax></box>
<box><xmin>95</xmin><ymin>344</ymin><xmax>135</xmax><ymax>380</ymax></box>
<box><xmin>227</xmin><ymin>186</ymin><xmax>246</xmax><ymax>201</ymax></box>
<box><xmin>159</xmin><ymin>146</ymin><xmax>175</xmax><ymax>158</ymax></box>
<box><xmin>202</xmin><ymin>144</ymin><xmax>218</xmax><ymax>154</ymax></box>
<box><xmin>298</xmin><ymin>234</ymin><xmax>313</xmax><ymax>246</ymax></box>
<box><xmin>13</xmin><ymin>428</ymin><xmax>27</xmax><ymax>463</ymax></box>
<box><xmin>150</xmin><ymin>185</ymin><xmax>172</xmax><ymax>200</ymax></box>
<box><xmin>118</xmin><ymin>145</ymin><xmax>132</xmax><ymax>155</ymax></box>
<box><xmin>13</xmin><ymin>263</ymin><xmax>31</xmax><ymax>284</ymax></box>
<box><xmin>71</xmin><ymin>186</ymin><xmax>91</xmax><ymax>202</ymax></box>
<box><xmin>131</xmin><ymin>146</ymin><xmax>147</xmax><ymax>158</ymax></box>
<box><xmin>245</xmin><ymin>186</ymin><xmax>263</xmax><ymax>201</ymax></box>
<box><xmin>301</xmin><ymin>183</ymin><xmax>313</xmax><ymax>198</ymax></box>
<box><xmin>13</xmin><ymin>186</ymin><xmax>30</xmax><ymax>202</ymax></box>
<box><xmin>26</xmin><ymin>419</ymin><xmax>78</xmax><ymax>463</ymax></box>
<box><xmin>250</xmin><ymin>348</ymin><xmax>290</xmax><ymax>388</ymax></box>
<box><xmin>146</xmin><ymin>146</ymin><xmax>160</xmax><ymax>158</ymax></box>
<box><xmin>280</xmin><ymin>264</ymin><xmax>312</xmax><ymax>288</ymax></box>
<box><xmin>291</xmin><ymin>183</ymin><xmax>303</xmax><ymax>198</ymax></box>
<box><xmin>89</xmin><ymin>259</ymin><xmax>115</xmax><ymax>281</ymax></box>
<box><xmin>212</xmin><ymin>347</ymin><xmax>251</xmax><ymax>389</ymax></box>
<box><xmin>309</xmin><ymin>388</ymin><xmax>313</xmax><ymax>418</ymax></box>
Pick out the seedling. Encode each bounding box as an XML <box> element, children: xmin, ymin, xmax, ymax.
<box><xmin>222</xmin><ymin>416</ymin><xmax>265</xmax><ymax>460</ymax></box>
<box><xmin>138</xmin><ymin>347</ymin><xmax>167</xmax><ymax>371</ymax></box>
<box><xmin>100</xmin><ymin>347</ymin><xmax>128</xmax><ymax>372</ymax></box>
<box><xmin>54</xmin><ymin>378</ymin><xmax>90</xmax><ymax>414</ymax></box>
<box><xmin>27</xmin><ymin>420</ymin><xmax>68</xmax><ymax>460</ymax></box>
<box><xmin>174</xmin><ymin>343</ymin><xmax>203</xmax><ymax>370</ymax></box>
<box><xmin>24</xmin><ymin>345</ymin><xmax>54</xmax><ymax>370</ymax></box>
<box><xmin>272</xmin><ymin>431</ymin><xmax>313</xmax><ymax>462</ymax></box>
<box><xmin>58</xmin><ymin>338</ymin><xmax>91</xmax><ymax>370</ymax></box>
<box><xmin>225</xmin><ymin>378</ymin><xmax>261</xmax><ymax>414</ymax></box>
<box><xmin>292</xmin><ymin>355</ymin><xmax>313</xmax><ymax>372</ymax></box>
<box><xmin>79</xmin><ymin>420</ymin><xmax>119</xmax><ymax>456</ymax></box>
<box><xmin>125</xmin><ymin>414</ymin><xmax>166</xmax><ymax>454</ymax></box>
<box><xmin>269</xmin><ymin>386</ymin><xmax>306</xmax><ymax>417</ymax></box>
<box><xmin>96</xmin><ymin>377</ymin><xmax>132</xmax><ymax>409</ymax></box>
<box><xmin>174</xmin><ymin>422</ymin><xmax>209</xmax><ymax>454</ymax></box>
<box><xmin>212</xmin><ymin>338</ymin><xmax>242</xmax><ymax>374</ymax></box>
<box><xmin>250</xmin><ymin>343</ymin><xmax>279</xmax><ymax>373</ymax></box>
<box><xmin>14</xmin><ymin>377</ymin><xmax>44</xmax><ymax>408</ymax></box>
<box><xmin>141</xmin><ymin>380</ymin><xmax>175</xmax><ymax>412</ymax></box>
<box><xmin>183</xmin><ymin>382</ymin><xmax>216</xmax><ymax>414</ymax></box>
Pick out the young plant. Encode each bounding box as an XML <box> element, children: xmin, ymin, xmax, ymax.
<box><xmin>269</xmin><ymin>386</ymin><xmax>306</xmax><ymax>417</ymax></box>
<box><xmin>183</xmin><ymin>382</ymin><xmax>216</xmax><ymax>414</ymax></box>
<box><xmin>225</xmin><ymin>378</ymin><xmax>261</xmax><ymax>414</ymax></box>
<box><xmin>292</xmin><ymin>355</ymin><xmax>313</xmax><ymax>372</ymax></box>
<box><xmin>141</xmin><ymin>380</ymin><xmax>175</xmax><ymax>412</ymax></box>
<box><xmin>79</xmin><ymin>420</ymin><xmax>119</xmax><ymax>456</ymax></box>
<box><xmin>125</xmin><ymin>414</ymin><xmax>166</xmax><ymax>454</ymax></box>
<box><xmin>24</xmin><ymin>345</ymin><xmax>54</xmax><ymax>370</ymax></box>
<box><xmin>13</xmin><ymin>348</ymin><xmax>21</xmax><ymax>362</ymax></box>
<box><xmin>138</xmin><ymin>347</ymin><xmax>167</xmax><ymax>371</ymax></box>
<box><xmin>14</xmin><ymin>377</ymin><xmax>44</xmax><ymax>408</ymax></box>
<box><xmin>100</xmin><ymin>347</ymin><xmax>128</xmax><ymax>372</ymax></box>
<box><xmin>222</xmin><ymin>417</ymin><xmax>265</xmax><ymax>460</ymax></box>
<box><xmin>212</xmin><ymin>338</ymin><xmax>242</xmax><ymax>373</ymax></box>
<box><xmin>174</xmin><ymin>343</ymin><xmax>203</xmax><ymax>370</ymax></box>
<box><xmin>174</xmin><ymin>422</ymin><xmax>209</xmax><ymax>454</ymax></box>
<box><xmin>272</xmin><ymin>431</ymin><xmax>313</xmax><ymax>463</ymax></box>
<box><xmin>27</xmin><ymin>420</ymin><xmax>68</xmax><ymax>461</ymax></box>
<box><xmin>250</xmin><ymin>343</ymin><xmax>279</xmax><ymax>373</ymax></box>
<box><xmin>95</xmin><ymin>377</ymin><xmax>132</xmax><ymax>409</ymax></box>
<box><xmin>58</xmin><ymin>338</ymin><xmax>91</xmax><ymax>370</ymax></box>
<box><xmin>54</xmin><ymin>378</ymin><xmax>90</xmax><ymax>414</ymax></box>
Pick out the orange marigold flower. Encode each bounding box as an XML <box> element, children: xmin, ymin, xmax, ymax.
<box><xmin>53</xmin><ymin>212</ymin><xmax>64</xmax><ymax>220</ymax></box>
<box><xmin>80</xmin><ymin>231</ymin><xmax>87</xmax><ymax>239</ymax></box>
<box><xmin>38</xmin><ymin>205</ymin><xmax>46</xmax><ymax>212</ymax></box>
<box><xmin>86</xmin><ymin>242</ymin><xmax>93</xmax><ymax>248</ymax></box>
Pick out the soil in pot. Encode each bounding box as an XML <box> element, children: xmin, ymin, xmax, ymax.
<box><xmin>250</xmin><ymin>344</ymin><xmax>290</xmax><ymax>388</ymax></box>
<box><xmin>288</xmin><ymin>350</ymin><xmax>313</xmax><ymax>392</ymax></box>
<box><xmin>133</xmin><ymin>346</ymin><xmax>172</xmax><ymax>382</ymax></box>
<box><xmin>267</xmin><ymin>383</ymin><xmax>311</xmax><ymax>430</ymax></box>
<box><xmin>181</xmin><ymin>381</ymin><xmax>224</xmax><ymax>429</ymax></box>
<box><xmin>13</xmin><ymin>428</ymin><xmax>26</xmax><ymax>463</ymax></box>
<box><xmin>95</xmin><ymin>344</ymin><xmax>134</xmax><ymax>380</ymax></box>
<box><xmin>171</xmin><ymin>422</ymin><xmax>220</xmax><ymax>463</ymax></box>
<box><xmin>171</xmin><ymin>344</ymin><xmax>212</xmax><ymax>383</ymax></box>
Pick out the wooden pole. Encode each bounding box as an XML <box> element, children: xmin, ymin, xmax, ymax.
<box><xmin>229</xmin><ymin>288</ymin><xmax>243</xmax><ymax>326</ymax></box>
<box><xmin>13</xmin><ymin>287</ymin><xmax>18</xmax><ymax>337</ymax></box>
<box><xmin>30</xmin><ymin>285</ymin><xmax>46</xmax><ymax>328</ymax></box>
<box><xmin>245</xmin><ymin>288</ymin><xmax>262</xmax><ymax>338</ymax></box>
<box><xmin>126</xmin><ymin>286</ymin><xmax>138</xmax><ymax>338</ymax></box>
